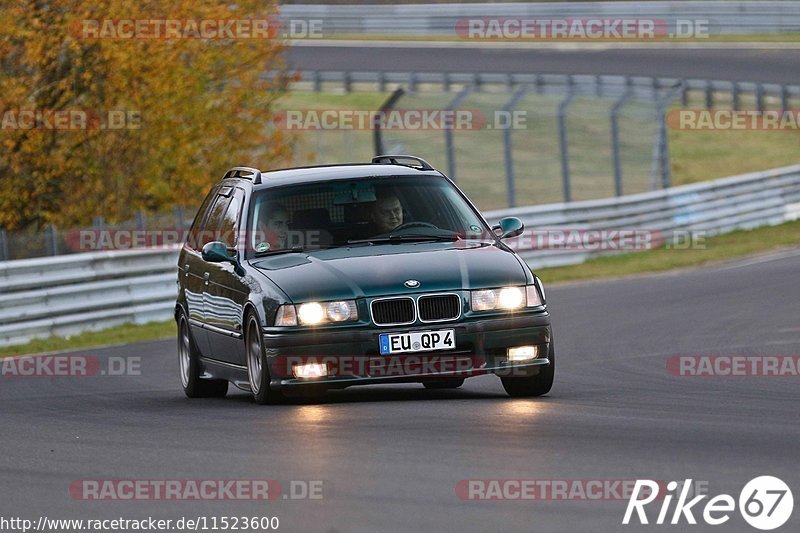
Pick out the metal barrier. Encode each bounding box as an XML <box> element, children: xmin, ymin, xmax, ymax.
<box><xmin>279</xmin><ymin>2</ymin><xmax>800</xmax><ymax>36</ymax></box>
<box><xmin>1</xmin><ymin>164</ymin><xmax>799</xmax><ymax>348</ymax></box>
<box><xmin>0</xmin><ymin>248</ymin><xmax>179</xmax><ymax>347</ymax></box>
<box><xmin>484</xmin><ymin>164</ymin><xmax>800</xmax><ymax>268</ymax></box>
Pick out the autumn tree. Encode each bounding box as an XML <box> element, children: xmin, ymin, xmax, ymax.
<box><xmin>0</xmin><ymin>0</ymin><xmax>296</xmax><ymax>231</ymax></box>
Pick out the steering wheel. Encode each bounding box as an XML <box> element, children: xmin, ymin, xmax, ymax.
<box><xmin>393</xmin><ymin>221</ymin><xmax>438</xmax><ymax>231</ymax></box>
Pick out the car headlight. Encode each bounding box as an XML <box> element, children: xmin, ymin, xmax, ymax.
<box><xmin>298</xmin><ymin>302</ymin><xmax>325</xmax><ymax>325</ymax></box>
<box><xmin>274</xmin><ymin>300</ymin><xmax>358</xmax><ymax>326</ymax></box>
<box><xmin>471</xmin><ymin>285</ymin><xmax>544</xmax><ymax>312</ymax></box>
<box><xmin>470</xmin><ymin>289</ymin><xmax>498</xmax><ymax>311</ymax></box>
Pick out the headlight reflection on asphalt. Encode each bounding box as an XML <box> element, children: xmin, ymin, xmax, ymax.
<box><xmin>295</xmin><ymin>405</ymin><xmax>330</xmax><ymax>425</ymax></box>
<box><xmin>502</xmin><ymin>400</ymin><xmax>544</xmax><ymax>419</ymax></box>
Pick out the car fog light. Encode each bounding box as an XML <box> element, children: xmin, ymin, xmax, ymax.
<box><xmin>293</xmin><ymin>363</ymin><xmax>328</xmax><ymax>379</ymax></box>
<box><xmin>507</xmin><ymin>346</ymin><xmax>539</xmax><ymax>362</ymax></box>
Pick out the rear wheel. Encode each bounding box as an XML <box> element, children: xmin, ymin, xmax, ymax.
<box><xmin>501</xmin><ymin>335</ymin><xmax>555</xmax><ymax>398</ymax></box>
<box><xmin>177</xmin><ymin>311</ymin><xmax>228</xmax><ymax>398</ymax></box>
<box><xmin>246</xmin><ymin>313</ymin><xmax>284</xmax><ymax>405</ymax></box>
<box><xmin>422</xmin><ymin>378</ymin><xmax>465</xmax><ymax>389</ymax></box>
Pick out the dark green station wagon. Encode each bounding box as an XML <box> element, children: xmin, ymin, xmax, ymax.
<box><xmin>175</xmin><ymin>155</ymin><xmax>554</xmax><ymax>404</ymax></box>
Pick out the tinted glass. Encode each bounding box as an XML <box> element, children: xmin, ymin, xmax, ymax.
<box><xmin>247</xmin><ymin>176</ymin><xmax>490</xmax><ymax>253</ymax></box>
<box><xmin>196</xmin><ymin>194</ymin><xmax>230</xmax><ymax>249</ymax></box>
<box><xmin>186</xmin><ymin>187</ymin><xmax>217</xmax><ymax>251</ymax></box>
<box><xmin>218</xmin><ymin>190</ymin><xmax>243</xmax><ymax>248</ymax></box>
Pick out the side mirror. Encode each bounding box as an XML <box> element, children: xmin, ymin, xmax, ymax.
<box><xmin>496</xmin><ymin>217</ymin><xmax>524</xmax><ymax>239</ymax></box>
<box><xmin>202</xmin><ymin>241</ymin><xmax>245</xmax><ymax>276</ymax></box>
<box><xmin>201</xmin><ymin>241</ymin><xmax>232</xmax><ymax>263</ymax></box>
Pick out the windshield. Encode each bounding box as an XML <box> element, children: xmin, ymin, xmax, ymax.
<box><xmin>246</xmin><ymin>175</ymin><xmax>491</xmax><ymax>256</ymax></box>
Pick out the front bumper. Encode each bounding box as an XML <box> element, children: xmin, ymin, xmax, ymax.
<box><xmin>262</xmin><ymin>311</ymin><xmax>551</xmax><ymax>389</ymax></box>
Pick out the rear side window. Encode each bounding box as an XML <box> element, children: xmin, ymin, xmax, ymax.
<box><xmin>186</xmin><ymin>187</ymin><xmax>217</xmax><ymax>252</ymax></box>
<box><xmin>218</xmin><ymin>190</ymin><xmax>244</xmax><ymax>248</ymax></box>
<box><xmin>197</xmin><ymin>194</ymin><xmax>231</xmax><ymax>249</ymax></box>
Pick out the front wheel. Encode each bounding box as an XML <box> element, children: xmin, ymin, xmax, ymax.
<box><xmin>501</xmin><ymin>335</ymin><xmax>555</xmax><ymax>398</ymax></box>
<box><xmin>177</xmin><ymin>310</ymin><xmax>228</xmax><ymax>398</ymax></box>
<box><xmin>246</xmin><ymin>313</ymin><xmax>284</xmax><ymax>405</ymax></box>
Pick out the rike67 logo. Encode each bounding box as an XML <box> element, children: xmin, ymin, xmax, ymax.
<box><xmin>623</xmin><ymin>476</ymin><xmax>793</xmax><ymax>530</ymax></box>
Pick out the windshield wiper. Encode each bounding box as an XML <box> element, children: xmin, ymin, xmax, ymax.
<box><xmin>253</xmin><ymin>246</ymin><xmax>308</xmax><ymax>257</ymax></box>
<box><xmin>254</xmin><ymin>243</ymin><xmax>366</xmax><ymax>257</ymax></box>
<box><xmin>347</xmin><ymin>232</ymin><xmax>461</xmax><ymax>245</ymax></box>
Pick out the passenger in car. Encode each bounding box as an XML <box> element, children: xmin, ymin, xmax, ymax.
<box><xmin>257</xmin><ymin>202</ymin><xmax>290</xmax><ymax>250</ymax></box>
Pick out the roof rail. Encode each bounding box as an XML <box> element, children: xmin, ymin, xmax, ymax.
<box><xmin>223</xmin><ymin>166</ymin><xmax>262</xmax><ymax>184</ymax></box>
<box><xmin>371</xmin><ymin>155</ymin><xmax>435</xmax><ymax>171</ymax></box>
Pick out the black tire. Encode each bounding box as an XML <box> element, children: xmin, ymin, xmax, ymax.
<box><xmin>245</xmin><ymin>312</ymin><xmax>284</xmax><ymax>405</ymax></box>
<box><xmin>501</xmin><ymin>334</ymin><xmax>555</xmax><ymax>398</ymax></box>
<box><xmin>422</xmin><ymin>378</ymin><xmax>465</xmax><ymax>389</ymax></box>
<box><xmin>177</xmin><ymin>310</ymin><xmax>228</xmax><ymax>398</ymax></box>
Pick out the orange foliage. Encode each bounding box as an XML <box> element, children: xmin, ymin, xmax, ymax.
<box><xmin>0</xmin><ymin>0</ymin><xmax>296</xmax><ymax>230</ymax></box>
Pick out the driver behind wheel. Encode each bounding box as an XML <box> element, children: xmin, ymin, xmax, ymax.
<box><xmin>369</xmin><ymin>190</ymin><xmax>404</xmax><ymax>234</ymax></box>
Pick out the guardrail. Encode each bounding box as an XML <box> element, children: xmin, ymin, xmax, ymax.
<box><xmin>485</xmin><ymin>164</ymin><xmax>800</xmax><ymax>267</ymax></box>
<box><xmin>1</xmin><ymin>164</ymin><xmax>799</xmax><ymax>347</ymax></box>
<box><xmin>0</xmin><ymin>248</ymin><xmax>179</xmax><ymax>347</ymax></box>
<box><xmin>279</xmin><ymin>2</ymin><xmax>800</xmax><ymax>36</ymax></box>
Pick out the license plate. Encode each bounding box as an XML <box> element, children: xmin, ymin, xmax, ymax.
<box><xmin>379</xmin><ymin>330</ymin><xmax>455</xmax><ymax>355</ymax></box>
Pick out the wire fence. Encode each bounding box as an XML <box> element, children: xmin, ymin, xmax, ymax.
<box><xmin>0</xmin><ymin>208</ymin><xmax>192</xmax><ymax>261</ymax></box>
<box><xmin>3</xmin><ymin>70</ymin><xmax>799</xmax><ymax>261</ymax></box>
<box><xmin>292</xmin><ymin>70</ymin><xmax>800</xmax><ymax>209</ymax></box>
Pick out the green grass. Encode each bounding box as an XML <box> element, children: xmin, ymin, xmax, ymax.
<box><xmin>1</xmin><ymin>320</ymin><xmax>175</xmax><ymax>358</ymax></box>
<box><xmin>669</xmin><ymin>126</ymin><xmax>800</xmax><ymax>187</ymax></box>
<box><xmin>535</xmin><ymin>219</ymin><xmax>800</xmax><ymax>284</ymax></box>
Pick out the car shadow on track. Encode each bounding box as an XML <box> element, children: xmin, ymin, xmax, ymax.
<box><xmin>221</xmin><ymin>382</ymin><xmax>552</xmax><ymax>406</ymax></box>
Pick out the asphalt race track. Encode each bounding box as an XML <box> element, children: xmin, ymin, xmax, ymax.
<box><xmin>2</xmin><ymin>249</ymin><xmax>799</xmax><ymax>532</ymax></box>
<box><xmin>287</xmin><ymin>42</ymin><xmax>800</xmax><ymax>84</ymax></box>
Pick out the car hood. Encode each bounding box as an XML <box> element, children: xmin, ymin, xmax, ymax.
<box><xmin>250</xmin><ymin>241</ymin><xmax>529</xmax><ymax>302</ymax></box>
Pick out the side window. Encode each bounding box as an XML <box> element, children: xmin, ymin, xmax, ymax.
<box><xmin>186</xmin><ymin>187</ymin><xmax>217</xmax><ymax>251</ymax></box>
<box><xmin>218</xmin><ymin>190</ymin><xmax>244</xmax><ymax>249</ymax></box>
<box><xmin>197</xmin><ymin>194</ymin><xmax>231</xmax><ymax>250</ymax></box>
